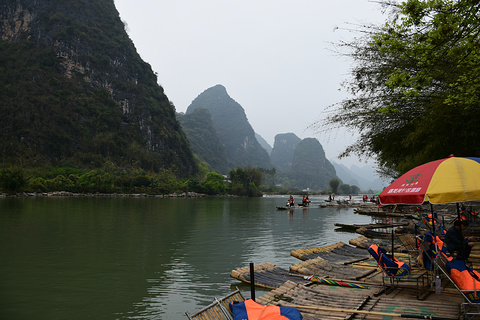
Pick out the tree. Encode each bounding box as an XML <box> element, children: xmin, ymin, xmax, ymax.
<box><xmin>329</xmin><ymin>178</ymin><xmax>340</xmax><ymax>194</ymax></box>
<box><xmin>0</xmin><ymin>167</ymin><xmax>27</xmax><ymax>193</ymax></box>
<box><xmin>229</xmin><ymin>167</ymin><xmax>263</xmax><ymax>197</ymax></box>
<box><xmin>201</xmin><ymin>172</ymin><xmax>227</xmax><ymax>195</ymax></box>
<box><xmin>317</xmin><ymin>0</ymin><xmax>480</xmax><ymax>177</ymax></box>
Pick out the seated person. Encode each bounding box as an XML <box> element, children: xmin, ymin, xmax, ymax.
<box><xmin>444</xmin><ymin>220</ymin><xmax>475</xmax><ymax>260</ymax></box>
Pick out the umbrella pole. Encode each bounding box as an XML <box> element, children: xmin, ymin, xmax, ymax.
<box><xmin>430</xmin><ymin>203</ymin><xmax>440</xmax><ymax>281</ymax></box>
<box><xmin>430</xmin><ymin>203</ymin><xmax>438</xmax><ymax>250</ymax></box>
<box><xmin>457</xmin><ymin>203</ymin><xmax>461</xmax><ymax>221</ymax></box>
<box><xmin>391</xmin><ymin>205</ymin><xmax>397</xmax><ymax>257</ymax></box>
<box><xmin>391</xmin><ymin>228</ymin><xmax>394</xmax><ymax>259</ymax></box>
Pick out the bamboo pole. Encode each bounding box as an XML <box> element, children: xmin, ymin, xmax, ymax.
<box><xmin>280</xmin><ymin>304</ymin><xmax>457</xmax><ymax>320</ymax></box>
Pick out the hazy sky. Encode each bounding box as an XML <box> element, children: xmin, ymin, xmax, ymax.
<box><xmin>113</xmin><ymin>0</ymin><xmax>387</xmax><ymax>167</ymax></box>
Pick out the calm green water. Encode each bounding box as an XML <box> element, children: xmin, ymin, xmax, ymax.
<box><xmin>0</xmin><ymin>195</ymin><xmax>376</xmax><ymax>319</ymax></box>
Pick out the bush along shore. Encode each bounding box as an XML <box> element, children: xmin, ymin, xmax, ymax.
<box><xmin>0</xmin><ymin>166</ymin><xmax>266</xmax><ymax>197</ymax></box>
<box><xmin>0</xmin><ymin>191</ymin><xmax>237</xmax><ymax>198</ymax></box>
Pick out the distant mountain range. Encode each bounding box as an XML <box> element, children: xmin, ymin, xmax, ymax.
<box><xmin>331</xmin><ymin>161</ymin><xmax>386</xmax><ymax>192</ymax></box>
<box><xmin>0</xmin><ymin>1</ymin><xmax>383</xmax><ymax>193</ymax></box>
<box><xmin>178</xmin><ymin>84</ymin><xmax>387</xmax><ymax>192</ymax></box>
<box><xmin>184</xmin><ymin>84</ymin><xmax>272</xmax><ymax>171</ymax></box>
<box><xmin>179</xmin><ymin>85</ymin><xmax>341</xmax><ymax>190</ymax></box>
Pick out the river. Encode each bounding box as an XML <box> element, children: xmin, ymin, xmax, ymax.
<box><xmin>0</xmin><ymin>195</ymin><xmax>378</xmax><ymax>319</ymax></box>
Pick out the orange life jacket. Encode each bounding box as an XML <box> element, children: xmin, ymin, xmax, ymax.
<box><xmin>447</xmin><ymin>259</ymin><xmax>480</xmax><ymax>302</ymax></box>
<box><xmin>229</xmin><ymin>299</ymin><xmax>302</xmax><ymax>320</ymax></box>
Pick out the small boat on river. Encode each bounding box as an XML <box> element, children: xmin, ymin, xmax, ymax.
<box><xmin>356</xmin><ymin>226</ymin><xmax>395</xmax><ymax>239</ymax></box>
<box><xmin>276</xmin><ymin>205</ymin><xmax>309</xmax><ymax>210</ymax></box>
<box><xmin>334</xmin><ymin>221</ymin><xmax>408</xmax><ymax>230</ymax></box>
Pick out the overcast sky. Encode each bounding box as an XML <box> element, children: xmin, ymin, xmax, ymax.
<box><xmin>113</xmin><ymin>0</ymin><xmax>387</xmax><ymax>167</ymax></box>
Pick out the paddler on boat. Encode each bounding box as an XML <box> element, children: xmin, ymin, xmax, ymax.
<box><xmin>302</xmin><ymin>195</ymin><xmax>310</xmax><ymax>206</ymax></box>
<box><xmin>287</xmin><ymin>195</ymin><xmax>295</xmax><ymax>207</ymax></box>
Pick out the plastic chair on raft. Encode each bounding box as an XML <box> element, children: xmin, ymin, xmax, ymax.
<box><xmin>442</xmin><ymin>258</ymin><xmax>480</xmax><ymax>319</ymax></box>
<box><xmin>368</xmin><ymin>244</ymin><xmax>411</xmax><ymax>277</ymax></box>
<box><xmin>418</xmin><ymin>231</ymin><xmax>447</xmax><ymax>271</ymax></box>
<box><xmin>368</xmin><ymin>244</ymin><xmax>427</xmax><ymax>298</ymax></box>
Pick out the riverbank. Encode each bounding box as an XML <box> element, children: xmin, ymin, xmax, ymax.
<box><xmin>0</xmin><ymin>191</ymin><xmax>238</xmax><ymax>198</ymax></box>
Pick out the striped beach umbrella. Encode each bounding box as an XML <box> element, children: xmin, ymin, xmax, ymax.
<box><xmin>378</xmin><ymin>156</ymin><xmax>480</xmax><ymax>205</ymax></box>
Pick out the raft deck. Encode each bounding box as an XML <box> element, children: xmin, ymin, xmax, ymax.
<box><xmin>256</xmin><ymin>280</ymin><xmax>462</xmax><ymax>320</ymax></box>
<box><xmin>290</xmin><ymin>241</ymin><xmax>370</xmax><ymax>261</ymax></box>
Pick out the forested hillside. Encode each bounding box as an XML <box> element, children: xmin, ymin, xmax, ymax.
<box><xmin>271</xmin><ymin>134</ymin><xmax>338</xmax><ymax>190</ymax></box>
<box><xmin>289</xmin><ymin>138</ymin><xmax>337</xmax><ymax>190</ymax></box>
<box><xmin>0</xmin><ymin>0</ymin><xmax>197</xmax><ymax>176</ymax></box>
<box><xmin>185</xmin><ymin>85</ymin><xmax>272</xmax><ymax>171</ymax></box>
<box><xmin>270</xmin><ymin>133</ymin><xmax>301</xmax><ymax>171</ymax></box>
<box><xmin>177</xmin><ymin>108</ymin><xmax>228</xmax><ymax>174</ymax></box>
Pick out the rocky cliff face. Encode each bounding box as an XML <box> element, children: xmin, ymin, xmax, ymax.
<box><xmin>271</xmin><ymin>133</ymin><xmax>338</xmax><ymax>190</ymax></box>
<box><xmin>270</xmin><ymin>133</ymin><xmax>301</xmax><ymax>171</ymax></box>
<box><xmin>186</xmin><ymin>85</ymin><xmax>272</xmax><ymax>170</ymax></box>
<box><xmin>289</xmin><ymin>138</ymin><xmax>337</xmax><ymax>190</ymax></box>
<box><xmin>0</xmin><ymin>0</ymin><xmax>196</xmax><ymax>175</ymax></box>
<box><xmin>177</xmin><ymin>108</ymin><xmax>229</xmax><ymax>174</ymax></box>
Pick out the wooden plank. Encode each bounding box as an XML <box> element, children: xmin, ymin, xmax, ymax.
<box><xmin>291</xmin><ymin>242</ymin><xmax>370</xmax><ymax>261</ymax></box>
<box><xmin>289</xmin><ymin>257</ymin><xmax>377</xmax><ymax>280</ymax></box>
<box><xmin>230</xmin><ymin>262</ymin><xmax>308</xmax><ymax>289</ymax></box>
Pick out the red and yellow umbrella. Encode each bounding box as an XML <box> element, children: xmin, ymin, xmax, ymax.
<box><xmin>378</xmin><ymin>156</ymin><xmax>480</xmax><ymax>205</ymax></box>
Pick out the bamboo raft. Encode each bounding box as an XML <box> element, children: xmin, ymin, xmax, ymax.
<box><xmin>256</xmin><ymin>280</ymin><xmax>463</xmax><ymax>320</ymax></box>
<box><xmin>276</xmin><ymin>205</ymin><xmax>309</xmax><ymax>210</ymax></box>
<box><xmin>349</xmin><ymin>236</ymin><xmax>390</xmax><ymax>249</ymax></box>
<box><xmin>356</xmin><ymin>227</ymin><xmax>395</xmax><ymax>239</ymax></box>
<box><xmin>354</xmin><ymin>207</ymin><xmax>417</xmax><ymax>218</ymax></box>
<box><xmin>290</xmin><ymin>242</ymin><xmax>370</xmax><ymax>261</ymax></box>
<box><xmin>334</xmin><ymin>221</ymin><xmax>408</xmax><ymax>230</ymax></box>
<box><xmin>289</xmin><ymin>257</ymin><xmax>379</xmax><ymax>281</ymax></box>
<box><xmin>229</xmin><ymin>262</ymin><xmax>309</xmax><ymax>289</ymax></box>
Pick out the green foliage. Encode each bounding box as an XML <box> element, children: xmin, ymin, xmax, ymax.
<box><xmin>228</xmin><ymin>167</ymin><xmax>263</xmax><ymax>197</ymax></box>
<box><xmin>338</xmin><ymin>183</ymin><xmax>360</xmax><ymax>195</ymax></box>
<box><xmin>0</xmin><ymin>0</ymin><xmax>197</xmax><ymax>177</ymax></box>
<box><xmin>0</xmin><ymin>167</ymin><xmax>27</xmax><ymax>193</ymax></box>
<box><xmin>178</xmin><ymin>108</ymin><xmax>229</xmax><ymax>174</ymax></box>
<box><xmin>258</xmin><ymin>168</ymin><xmax>276</xmax><ymax>186</ymax></box>
<box><xmin>200</xmin><ymin>172</ymin><xmax>228</xmax><ymax>195</ymax></box>
<box><xmin>329</xmin><ymin>179</ymin><xmax>340</xmax><ymax>194</ymax></box>
<box><xmin>320</xmin><ymin>0</ymin><xmax>480</xmax><ymax>176</ymax></box>
<box><xmin>0</xmin><ymin>165</ymin><xmax>233</xmax><ymax>196</ymax></box>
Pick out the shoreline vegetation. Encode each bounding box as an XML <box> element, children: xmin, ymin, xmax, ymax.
<box><xmin>0</xmin><ymin>166</ymin><xmax>348</xmax><ymax>198</ymax></box>
<box><xmin>0</xmin><ymin>191</ymin><xmax>232</xmax><ymax>198</ymax></box>
<box><xmin>0</xmin><ymin>190</ymin><xmax>253</xmax><ymax>200</ymax></box>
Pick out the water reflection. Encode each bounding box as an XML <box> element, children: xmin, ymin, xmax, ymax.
<box><xmin>0</xmin><ymin>196</ymin><xmax>377</xmax><ymax>320</ymax></box>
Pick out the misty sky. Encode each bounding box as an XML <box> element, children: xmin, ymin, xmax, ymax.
<box><xmin>113</xmin><ymin>0</ymin><xmax>387</xmax><ymax>167</ymax></box>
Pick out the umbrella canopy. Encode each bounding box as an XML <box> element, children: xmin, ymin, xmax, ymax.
<box><xmin>378</xmin><ymin>156</ymin><xmax>480</xmax><ymax>205</ymax></box>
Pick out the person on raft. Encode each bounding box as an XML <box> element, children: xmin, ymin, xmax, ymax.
<box><xmin>445</xmin><ymin>220</ymin><xmax>475</xmax><ymax>261</ymax></box>
<box><xmin>302</xmin><ymin>195</ymin><xmax>310</xmax><ymax>206</ymax></box>
<box><xmin>287</xmin><ymin>196</ymin><xmax>295</xmax><ymax>207</ymax></box>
